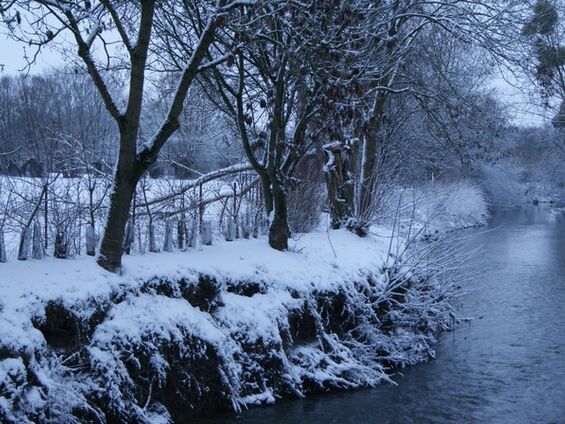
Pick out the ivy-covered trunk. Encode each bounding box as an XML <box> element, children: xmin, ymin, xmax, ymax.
<box><xmin>324</xmin><ymin>140</ymin><xmax>357</xmax><ymax>229</ymax></box>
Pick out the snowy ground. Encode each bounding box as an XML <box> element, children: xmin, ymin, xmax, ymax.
<box><xmin>0</xmin><ymin>230</ymin><xmax>391</xmax><ymax>354</ymax></box>
<box><xmin>0</xmin><ymin>175</ymin><xmax>489</xmax><ymax>259</ymax></box>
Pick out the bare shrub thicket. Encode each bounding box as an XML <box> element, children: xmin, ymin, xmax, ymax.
<box><xmin>287</xmin><ymin>156</ymin><xmax>326</xmax><ymax>234</ymax></box>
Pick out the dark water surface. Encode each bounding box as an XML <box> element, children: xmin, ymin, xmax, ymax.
<box><xmin>204</xmin><ymin>209</ymin><xmax>565</xmax><ymax>423</ymax></box>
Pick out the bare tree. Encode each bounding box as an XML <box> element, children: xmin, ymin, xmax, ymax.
<box><xmin>200</xmin><ymin>1</ymin><xmax>330</xmax><ymax>250</ymax></box>
<box><xmin>2</xmin><ymin>0</ymin><xmax>233</xmax><ymax>271</ymax></box>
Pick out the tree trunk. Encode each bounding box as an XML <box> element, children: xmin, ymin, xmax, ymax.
<box><xmin>260</xmin><ymin>173</ymin><xmax>274</xmax><ymax>218</ymax></box>
<box><xmin>359</xmin><ymin>88</ymin><xmax>387</xmax><ymax>225</ymax></box>
<box><xmin>123</xmin><ymin>220</ymin><xmax>134</xmax><ymax>255</ymax></box>
<box><xmin>177</xmin><ymin>217</ymin><xmax>186</xmax><ymax>250</ymax></box>
<box><xmin>148</xmin><ymin>218</ymin><xmax>158</xmax><ymax>253</ymax></box>
<box><xmin>226</xmin><ymin>219</ymin><xmax>236</xmax><ymax>241</ymax></box>
<box><xmin>201</xmin><ymin>220</ymin><xmax>213</xmax><ymax>246</ymax></box>
<box><xmin>268</xmin><ymin>183</ymin><xmax>290</xmax><ymax>250</ymax></box>
<box><xmin>359</xmin><ymin>126</ymin><xmax>379</xmax><ymax>223</ymax></box>
<box><xmin>44</xmin><ymin>185</ymin><xmax>48</xmax><ymax>250</ymax></box>
<box><xmin>18</xmin><ymin>227</ymin><xmax>31</xmax><ymax>261</ymax></box>
<box><xmin>324</xmin><ymin>140</ymin><xmax>357</xmax><ymax>229</ymax></box>
<box><xmin>32</xmin><ymin>220</ymin><xmax>44</xmax><ymax>259</ymax></box>
<box><xmin>54</xmin><ymin>230</ymin><xmax>68</xmax><ymax>259</ymax></box>
<box><xmin>86</xmin><ymin>224</ymin><xmax>96</xmax><ymax>256</ymax></box>
<box><xmin>0</xmin><ymin>228</ymin><xmax>7</xmax><ymax>263</ymax></box>
<box><xmin>96</xmin><ymin>162</ymin><xmax>137</xmax><ymax>272</ymax></box>
<box><xmin>189</xmin><ymin>218</ymin><xmax>199</xmax><ymax>248</ymax></box>
<box><xmin>241</xmin><ymin>213</ymin><xmax>250</xmax><ymax>239</ymax></box>
<box><xmin>163</xmin><ymin>220</ymin><xmax>173</xmax><ymax>252</ymax></box>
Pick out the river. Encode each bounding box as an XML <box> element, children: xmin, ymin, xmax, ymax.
<box><xmin>204</xmin><ymin>208</ymin><xmax>565</xmax><ymax>423</ymax></box>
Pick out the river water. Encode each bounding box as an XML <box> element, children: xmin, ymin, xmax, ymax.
<box><xmin>205</xmin><ymin>208</ymin><xmax>565</xmax><ymax>423</ymax></box>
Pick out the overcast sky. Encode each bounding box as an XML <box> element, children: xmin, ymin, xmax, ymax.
<box><xmin>0</xmin><ymin>34</ymin><xmax>549</xmax><ymax>127</ymax></box>
<box><xmin>0</xmin><ymin>36</ymin><xmax>65</xmax><ymax>73</ymax></box>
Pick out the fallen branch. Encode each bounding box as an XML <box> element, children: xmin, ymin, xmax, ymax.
<box><xmin>141</xmin><ymin>162</ymin><xmax>254</xmax><ymax>207</ymax></box>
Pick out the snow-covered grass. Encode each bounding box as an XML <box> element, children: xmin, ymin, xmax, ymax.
<box><xmin>415</xmin><ymin>180</ymin><xmax>489</xmax><ymax>232</ymax></box>
<box><xmin>0</xmin><ymin>228</ymin><xmax>461</xmax><ymax>423</ymax></box>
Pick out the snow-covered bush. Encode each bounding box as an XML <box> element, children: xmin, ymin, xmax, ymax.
<box><xmin>477</xmin><ymin>160</ymin><xmax>528</xmax><ymax>209</ymax></box>
<box><xmin>287</xmin><ymin>181</ymin><xmax>324</xmax><ymax>233</ymax></box>
<box><xmin>375</xmin><ymin>180</ymin><xmax>489</xmax><ymax>237</ymax></box>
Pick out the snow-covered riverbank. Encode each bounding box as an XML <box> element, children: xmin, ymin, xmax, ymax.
<box><xmin>0</xmin><ymin>182</ymin><xmax>489</xmax><ymax>423</ymax></box>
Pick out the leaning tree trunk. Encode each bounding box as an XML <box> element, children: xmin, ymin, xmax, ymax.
<box><xmin>18</xmin><ymin>185</ymin><xmax>47</xmax><ymax>261</ymax></box>
<box><xmin>17</xmin><ymin>227</ymin><xmax>31</xmax><ymax>261</ymax></box>
<box><xmin>268</xmin><ymin>182</ymin><xmax>290</xmax><ymax>251</ymax></box>
<box><xmin>96</xmin><ymin>158</ymin><xmax>138</xmax><ymax>272</ymax></box>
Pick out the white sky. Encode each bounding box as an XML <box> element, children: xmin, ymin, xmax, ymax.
<box><xmin>0</xmin><ymin>36</ymin><xmax>65</xmax><ymax>73</ymax></box>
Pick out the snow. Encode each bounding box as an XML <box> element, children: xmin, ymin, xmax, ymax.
<box><xmin>0</xmin><ymin>229</ymin><xmax>389</xmax><ymax>320</ymax></box>
<box><xmin>0</xmin><ymin>229</ymin><xmax>389</xmax><ymax>373</ymax></box>
<box><xmin>91</xmin><ymin>294</ymin><xmax>227</xmax><ymax>347</ymax></box>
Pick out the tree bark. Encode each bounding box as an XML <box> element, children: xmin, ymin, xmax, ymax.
<box><xmin>260</xmin><ymin>173</ymin><xmax>274</xmax><ymax>217</ymax></box>
<box><xmin>268</xmin><ymin>182</ymin><xmax>290</xmax><ymax>251</ymax></box>
<box><xmin>148</xmin><ymin>219</ymin><xmax>158</xmax><ymax>253</ymax></box>
<box><xmin>163</xmin><ymin>220</ymin><xmax>173</xmax><ymax>252</ymax></box>
<box><xmin>177</xmin><ymin>216</ymin><xmax>186</xmax><ymax>250</ymax></box>
<box><xmin>123</xmin><ymin>219</ymin><xmax>134</xmax><ymax>255</ymax></box>
<box><xmin>86</xmin><ymin>224</ymin><xmax>96</xmax><ymax>256</ymax></box>
<box><xmin>54</xmin><ymin>229</ymin><xmax>68</xmax><ymax>259</ymax></box>
<box><xmin>359</xmin><ymin>130</ymin><xmax>377</xmax><ymax>222</ymax></box>
<box><xmin>17</xmin><ymin>227</ymin><xmax>30</xmax><ymax>261</ymax></box>
<box><xmin>32</xmin><ymin>220</ymin><xmax>44</xmax><ymax>259</ymax></box>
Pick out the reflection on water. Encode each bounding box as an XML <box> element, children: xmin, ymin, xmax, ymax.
<box><xmin>204</xmin><ymin>208</ymin><xmax>565</xmax><ymax>424</ymax></box>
